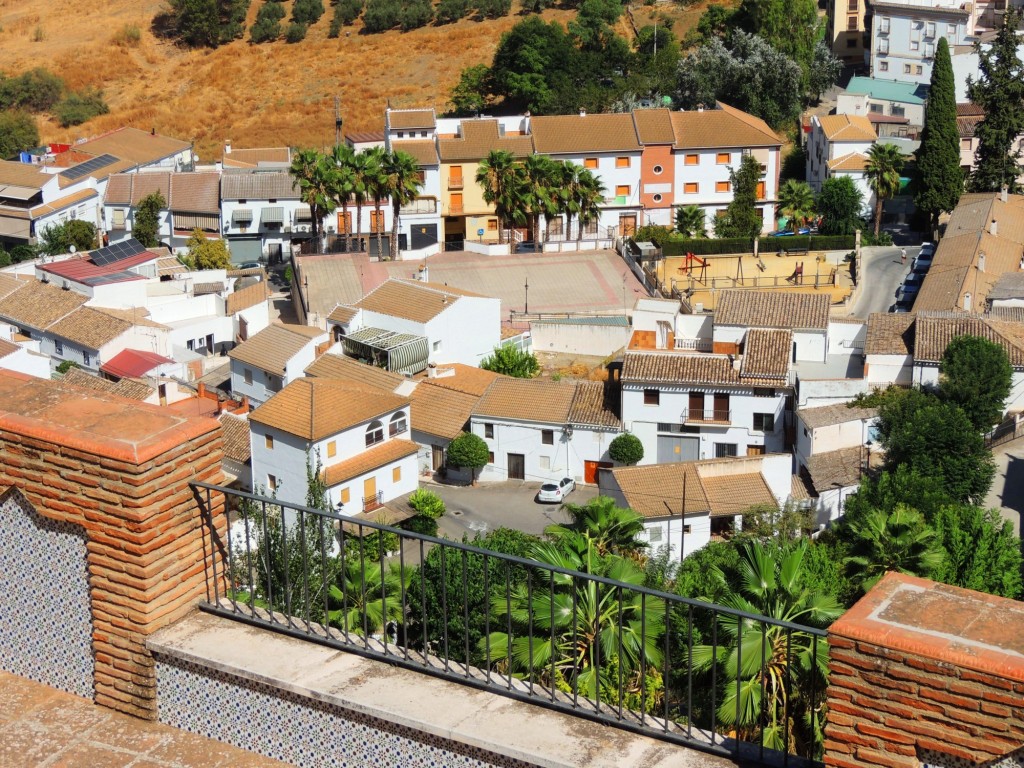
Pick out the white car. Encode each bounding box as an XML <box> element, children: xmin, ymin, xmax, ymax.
<box><xmin>537</xmin><ymin>477</ymin><xmax>576</xmax><ymax>504</ymax></box>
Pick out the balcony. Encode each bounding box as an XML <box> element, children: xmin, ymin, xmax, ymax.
<box><xmin>682</xmin><ymin>408</ymin><xmax>732</xmax><ymax>425</ymax></box>
<box><xmin>448</xmin><ymin>204</ymin><xmax>464</xmax><ymax>215</ymax></box>
<box><xmin>401</xmin><ymin>199</ymin><xmax>437</xmax><ymax>215</ymax></box>
<box><xmin>673</xmin><ymin>338</ymin><xmax>714</xmax><ymax>352</ymax></box>
<box><xmin>363</xmin><ymin>491</ymin><xmax>384</xmax><ymax>513</ymax></box>
<box><xmin>448</xmin><ymin>178</ymin><xmax>464</xmax><ymax>190</ymax></box>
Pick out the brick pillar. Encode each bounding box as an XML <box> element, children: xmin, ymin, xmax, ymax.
<box><xmin>824</xmin><ymin>572</ymin><xmax>1024</xmax><ymax>768</ymax></box>
<box><xmin>0</xmin><ymin>372</ymin><xmax>224</xmax><ymax>719</ymax></box>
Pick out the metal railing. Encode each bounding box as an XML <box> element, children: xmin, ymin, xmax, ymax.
<box><xmin>193</xmin><ymin>482</ymin><xmax>826</xmax><ymax>767</ymax></box>
<box><xmin>682</xmin><ymin>408</ymin><xmax>732</xmax><ymax>424</ymax></box>
<box><xmin>674</xmin><ymin>338</ymin><xmax>714</xmax><ymax>352</ymax></box>
<box><xmin>362</xmin><ymin>491</ymin><xmax>384</xmax><ymax>512</ymax></box>
<box><xmin>448</xmin><ymin>178</ymin><xmax>464</xmax><ymax>190</ymax></box>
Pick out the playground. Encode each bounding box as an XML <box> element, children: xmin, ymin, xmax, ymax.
<box><xmin>651</xmin><ymin>248</ymin><xmax>855</xmax><ymax>311</ymax></box>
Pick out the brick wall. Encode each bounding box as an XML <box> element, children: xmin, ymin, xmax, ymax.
<box><xmin>825</xmin><ymin>573</ymin><xmax>1024</xmax><ymax>768</ymax></box>
<box><xmin>0</xmin><ymin>372</ymin><xmax>224</xmax><ymax>720</ymax></box>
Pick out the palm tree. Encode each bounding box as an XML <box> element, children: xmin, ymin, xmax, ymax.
<box><xmin>363</xmin><ymin>146</ymin><xmax>390</xmax><ymax>258</ymax></box>
<box><xmin>777</xmin><ymin>179</ymin><xmax>816</xmax><ymax>234</ymax></box>
<box><xmin>290</xmin><ymin>148</ymin><xmax>336</xmax><ymax>245</ymax></box>
<box><xmin>521</xmin><ymin>154</ymin><xmax>559</xmax><ymax>251</ymax></box>
<box><xmin>675</xmin><ymin>205</ymin><xmax>707</xmax><ymax>238</ymax></box>
<box><xmin>349</xmin><ymin>150</ymin><xmax>374</xmax><ymax>252</ymax></box>
<box><xmin>864</xmin><ymin>143</ymin><xmax>905</xmax><ymax>237</ymax></box>
<box><xmin>330</xmin><ymin>144</ymin><xmax>357</xmax><ymax>252</ymax></box>
<box><xmin>843</xmin><ymin>505</ymin><xmax>945</xmax><ymax>595</ymax></box>
<box><xmin>689</xmin><ymin>540</ymin><xmax>842</xmax><ymax>757</ymax></box>
<box><xmin>328</xmin><ymin>553</ymin><xmax>412</xmax><ymax>638</ymax></box>
<box><xmin>381</xmin><ymin>150</ymin><xmax>424</xmax><ymax>261</ymax></box>
<box><xmin>480</xmin><ymin>536</ymin><xmax>666</xmax><ymax>713</ymax></box>
<box><xmin>476</xmin><ymin>150</ymin><xmax>522</xmax><ymax>244</ymax></box>
<box><xmin>557</xmin><ymin>162</ymin><xmax>583</xmax><ymax>241</ymax></box>
<box><xmin>576</xmin><ymin>168</ymin><xmax>605</xmax><ymax>244</ymax></box>
<box><xmin>545</xmin><ymin>496</ymin><xmax>647</xmax><ymax>558</ymax></box>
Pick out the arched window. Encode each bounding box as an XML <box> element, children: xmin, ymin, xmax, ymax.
<box><xmin>389</xmin><ymin>411</ymin><xmax>407</xmax><ymax>436</ymax></box>
<box><xmin>366</xmin><ymin>420</ymin><xmax>384</xmax><ymax>447</ymax></box>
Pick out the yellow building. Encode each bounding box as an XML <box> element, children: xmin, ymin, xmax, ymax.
<box><xmin>828</xmin><ymin>0</ymin><xmax>867</xmax><ymax>64</ymax></box>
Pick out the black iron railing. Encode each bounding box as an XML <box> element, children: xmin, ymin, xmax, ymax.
<box><xmin>193</xmin><ymin>482</ymin><xmax>826</xmax><ymax>766</ymax></box>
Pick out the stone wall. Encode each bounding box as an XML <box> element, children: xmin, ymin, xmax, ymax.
<box><xmin>0</xmin><ymin>372</ymin><xmax>224</xmax><ymax>720</ymax></box>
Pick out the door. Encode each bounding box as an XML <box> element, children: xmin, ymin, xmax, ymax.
<box><xmin>619</xmin><ymin>214</ymin><xmax>637</xmax><ymax>236</ymax></box>
<box><xmin>432</xmin><ymin>444</ymin><xmax>445</xmax><ymax>472</ymax></box>
<box><xmin>411</xmin><ymin>224</ymin><xmax>437</xmax><ymax>251</ymax></box>
<box><xmin>363</xmin><ymin>477</ymin><xmax>378</xmax><ymax>510</ymax></box>
<box><xmin>369</xmin><ymin>209</ymin><xmax>385</xmax><ymax>233</ymax></box>
<box><xmin>449</xmin><ymin>165</ymin><xmax>463</xmax><ymax>189</ymax></box>
<box><xmin>508</xmin><ymin>453</ymin><xmax>525</xmax><ymax>480</ymax></box>
<box><xmin>584</xmin><ymin>460</ymin><xmax>599</xmax><ymax>484</ymax></box>
<box><xmin>337</xmin><ymin>211</ymin><xmax>352</xmax><ymax>234</ymax></box>
<box><xmin>657</xmin><ymin>436</ymin><xmax>699</xmax><ymax>463</ymax></box>
<box><xmin>450</xmin><ymin>193</ymin><xmax>464</xmax><ymax>215</ymax></box>
<box><xmin>713</xmin><ymin>393</ymin><xmax>730</xmax><ymax>422</ymax></box>
<box><xmin>205</xmin><ymin>334</ymin><xmax>214</xmax><ymax>355</ymax></box>
<box><xmin>228</xmin><ymin>237</ymin><xmax>262</xmax><ymax>264</ymax></box>
<box><xmin>688</xmin><ymin>392</ymin><xmax>705</xmax><ymax>422</ymax></box>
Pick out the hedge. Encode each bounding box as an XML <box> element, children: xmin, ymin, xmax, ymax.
<box><xmin>660</xmin><ymin>234</ymin><xmax>855</xmax><ymax>257</ymax></box>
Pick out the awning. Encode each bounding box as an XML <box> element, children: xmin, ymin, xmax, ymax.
<box><xmin>231</xmin><ymin>208</ymin><xmax>253</xmax><ymax>224</ymax></box>
<box><xmin>0</xmin><ymin>214</ymin><xmax>31</xmax><ymax>239</ymax></box>
<box><xmin>294</xmin><ymin>205</ymin><xmax>312</xmax><ymax>221</ymax></box>
<box><xmin>261</xmin><ymin>207</ymin><xmax>284</xmax><ymax>225</ymax></box>
<box><xmin>0</xmin><ymin>185</ymin><xmax>42</xmax><ymax>201</ymax></box>
<box><xmin>174</xmin><ymin>212</ymin><xmax>220</xmax><ymax>231</ymax></box>
<box><xmin>343</xmin><ymin>327</ymin><xmax>429</xmax><ymax>375</ymax></box>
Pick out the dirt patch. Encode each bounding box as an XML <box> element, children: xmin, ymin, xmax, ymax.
<box><xmin>535</xmin><ymin>351</ymin><xmax>616</xmax><ymax>381</ymax></box>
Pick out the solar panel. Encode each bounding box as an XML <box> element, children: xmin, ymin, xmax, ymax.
<box><xmin>59</xmin><ymin>153</ymin><xmax>119</xmax><ymax>182</ymax></box>
<box><xmin>90</xmin><ymin>238</ymin><xmax>146</xmax><ymax>266</ymax></box>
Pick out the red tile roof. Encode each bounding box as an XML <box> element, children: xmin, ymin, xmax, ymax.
<box><xmin>100</xmin><ymin>349</ymin><xmax>174</xmax><ymax>379</ymax></box>
<box><xmin>39</xmin><ymin>251</ymin><xmax>158</xmax><ymax>283</ymax></box>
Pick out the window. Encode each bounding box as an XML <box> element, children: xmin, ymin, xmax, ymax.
<box><xmin>878</xmin><ymin>39</ymin><xmax>889</xmax><ymax>54</ymax></box>
<box><xmin>484</xmin><ymin>423</ymin><xmax>494</xmax><ymax>439</ymax></box>
<box><xmin>265</xmin><ymin>434</ymin><xmax>274</xmax><ymax>450</ymax></box>
<box><xmin>684</xmin><ymin>182</ymin><xmax>699</xmax><ymax>194</ymax></box>
<box><xmin>187</xmin><ymin>339</ymin><xmax>195</xmax><ymax>351</ymax></box>
<box><xmin>487</xmin><ymin>219</ymin><xmax>498</xmax><ymax>231</ymax></box>
<box><xmin>584</xmin><ymin>157</ymin><xmax>598</xmax><ymax>169</ymax></box>
<box><xmin>83</xmin><ymin>352</ymin><xmax>90</xmax><ymax>367</ymax></box>
<box><xmin>393</xmin><ymin>466</ymin><xmax>402</xmax><ymax>483</ymax></box>
<box><xmin>243</xmin><ymin>368</ymin><xmax>253</xmax><ymax>385</ymax></box>
<box><xmin>879</xmin><ymin>61</ymin><xmax>889</xmax><ymax>72</ymax></box>
<box><xmin>615</xmin><ymin>185</ymin><xmax>630</xmax><ymax>198</ymax></box>
<box><xmin>366</xmin><ymin>420</ymin><xmax>384</xmax><ymax>447</ymax></box>
<box><xmin>488</xmin><ymin>451</ymin><xmax>494</xmax><ymax>463</ymax></box>
<box><xmin>649</xmin><ymin>527</ymin><xmax>663</xmax><ymax>543</ymax></box>
<box><xmin>714</xmin><ymin>443</ymin><xmax>738</xmax><ymax>458</ymax></box>
<box><xmin>267</xmin><ymin>474</ymin><xmax>277</xmax><ymax>492</ymax></box>
<box><xmin>652</xmin><ymin>193</ymin><xmax>663</xmax><ymax>203</ymax></box>
<box><xmin>389</xmin><ymin>411</ymin><xmax>408</xmax><ymax>436</ymax></box>
<box><xmin>54</xmin><ymin>340</ymin><xmax>63</xmax><ymax>355</ymax></box>
<box><xmin>112</xmin><ymin>209</ymin><xmax>125</xmax><ymax>227</ymax></box>
<box><xmin>644</xmin><ymin>388</ymin><xmax>660</xmax><ymax>406</ymax></box>
<box><xmin>541</xmin><ymin>429</ymin><xmax>554</xmax><ymax>445</ymax></box>
<box><xmin>916</xmin><ymin>65</ymin><xmax>923</xmax><ymax>75</ymax></box>
<box><xmin>947</xmin><ymin>23</ymin><xmax>956</xmax><ymax>37</ymax></box>
<box><xmin>615</xmin><ymin>157</ymin><xmax>631</xmax><ymax>168</ymax></box>
<box><xmin>685</xmin><ymin>154</ymin><xmax>699</xmax><ymax>166</ymax></box>
<box><xmin>716</xmin><ymin>181</ymin><xmax>731</xmax><ymax>193</ymax></box>
<box><xmin>960</xmin><ymin>138</ymin><xmax>972</xmax><ymax>150</ymax></box>
<box><xmin>432</xmin><ymin>340</ymin><xmax>441</xmax><ymax>352</ymax></box>
<box><xmin>653</xmin><ymin>164</ymin><xmax>664</xmax><ymax>175</ymax></box>
<box><xmin>879</xmin><ymin>16</ymin><xmax>890</xmax><ymax>33</ymax></box>
<box><xmin>910</xmin><ymin>40</ymin><xmax>920</xmax><ymax>51</ymax></box>
<box><xmin>369</xmin><ymin>209</ymin><xmax>385</xmax><ymax>232</ymax></box>
<box><xmin>539</xmin><ymin>456</ymin><xmax>550</xmax><ymax>470</ymax></box>
<box><xmin>848</xmin><ymin>0</ymin><xmax>857</xmax><ymax>9</ymax></box>
<box><xmin>847</xmin><ymin>38</ymin><xmax>858</xmax><ymax>48</ymax></box>
<box><xmin>756</xmin><ymin>181</ymin><xmax>766</xmax><ymax>199</ymax></box>
<box><xmin>904</xmin><ymin>64</ymin><xmax>912</xmax><ymax>74</ymax></box>
<box><xmin>716</xmin><ymin>152</ymin><xmax>731</xmax><ymax>164</ymax></box>
<box><xmin>753</xmin><ymin>413</ymin><xmax>775</xmax><ymax>432</ymax></box>
<box><xmin>869</xmin><ymin>102</ymin><xmax>884</xmax><ymax>113</ymax></box>
<box><xmin>341</xmin><ymin>487</ymin><xmax>350</xmax><ymax>504</ymax></box>
<box><xmin>891</xmin><ymin>105</ymin><xmax>906</xmax><ymax>118</ymax></box>
<box><xmin>327</xmin><ymin>440</ymin><xmax>337</xmax><ymax>458</ymax></box>
<box><xmin>925</xmin><ymin>21</ymin><xmax>935</xmax><ymax>38</ymax></box>
<box><xmin>847</xmin><ymin>15</ymin><xmax>858</xmax><ymax>31</ymax></box>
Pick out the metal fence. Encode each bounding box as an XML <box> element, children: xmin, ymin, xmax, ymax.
<box><xmin>193</xmin><ymin>482</ymin><xmax>826</xmax><ymax>767</ymax></box>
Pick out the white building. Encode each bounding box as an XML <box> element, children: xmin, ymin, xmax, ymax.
<box><xmin>835</xmin><ymin>76</ymin><xmax>929</xmax><ymax>134</ymax></box>
<box><xmin>602</xmin><ymin>453</ymin><xmax>795</xmax><ymax>560</ymax></box>
<box><xmin>102</xmin><ymin>172</ymin><xmax>221</xmax><ymax>253</ymax></box>
<box><xmin>806</xmin><ymin>114</ymin><xmax>878</xmax><ymax>211</ymax></box>
<box><xmin>331</xmin><ymin>279</ymin><xmax>501</xmax><ymax>372</ymax></box>
<box><xmin>248</xmin><ymin>377</ymin><xmax>418</xmax><ymax>512</ymax></box>
<box><xmin>220</xmin><ymin>171</ymin><xmax>310</xmax><ymax>264</ymax></box>
<box><xmin>228</xmin><ymin>323</ymin><xmax>329</xmax><ymax>406</ymax></box>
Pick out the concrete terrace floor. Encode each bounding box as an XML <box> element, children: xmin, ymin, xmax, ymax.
<box><xmin>0</xmin><ymin>672</ymin><xmax>286</xmax><ymax>768</ymax></box>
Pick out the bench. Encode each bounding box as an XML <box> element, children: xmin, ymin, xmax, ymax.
<box><xmin>782</xmin><ymin>248</ymin><xmax>808</xmax><ymax>258</ymax></box>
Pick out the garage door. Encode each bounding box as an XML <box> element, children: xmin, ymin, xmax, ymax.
<box><xmin>228</xmin><ymin>237</ymin><xmax>263</xmax><ymax>264</ymax></box>
<box><xmin>657</xmin><ymin>435</ymin><xmax>699</xmax><ymax>463</ymax></box>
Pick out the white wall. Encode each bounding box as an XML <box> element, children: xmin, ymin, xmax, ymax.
<box><xmin>640</xmin><ymin>515</ymin><xmax>711</xmax><ymax>562</ymax></box>
<box><xmin>793</xmin><ymin>330</ymin><xmax>827</xmax><ymax>363</ymax></box>
<box><xmin>0</xmin><ymin>347</ymin><xmax>50</xmax><ymax>379</ymax></box>
<box><xmin>424</xmin><ymin>295</ymin><xmax>501</xmax><ymax>367</ymax></box>
<box><xmin>795</xmin><ymin>376</ymin><xmax>869</xmax><ymax>407</ymax></box>
<box><xmin>530</xmin><ymin>321</ymin><xmax>630</xmax><ymax>357</ymax></box>
<box><xmin>674</xmin><ymin>147</ymin><xmax>779</xmax><ymax>234</ymax></box>
<box><xmin>866</xmin><ymin>353</ymin><xmax>912</xmax><ymax>386</ymax></box>
<box><xmin>827</xmin><ymin>321</ymin><xmax>866</xmax><ymax>355</ymax></box>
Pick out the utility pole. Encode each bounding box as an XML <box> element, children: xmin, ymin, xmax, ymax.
<box><xmin>524</xmin><ymin>275</ymin><xmax>529</xmax><ymax>314</ymax></box>
<box><xmin>334</xmin><ymin>96</ymin><xmax>343</xmax><ymax>148</ymax></box>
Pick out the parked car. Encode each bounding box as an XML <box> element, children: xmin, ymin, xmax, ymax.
<box><xmin>239</xmin><ymin>261</ymin><xmax>263</xmax><ymax>270</ymax></box>
<box><xmin>919</xmin><ymin>242</ymin><xmax>935</xmax><ymax>257</ymax></box>
<box><xmin>537</xmin><ymin>477</ymin><xmax>576</xmax><ymax>503</ymax></box>
<box><xmin>897</xmin><ymin>283</ymin><xmax>920</xmax><ymax>302</ymax></box>
<box><xmin>913</xmin><ymin>252</ymin><xmax>933</xmax><ymax>272</ymax></box>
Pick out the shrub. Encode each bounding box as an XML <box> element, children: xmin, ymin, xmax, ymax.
<box><xmin>0</xmin><ymin>110</ymin><xmax>39</xmax><ymax>158</ymax></box>
<box><xmin>435</xmin><ymin>0</ymin><xmax>468</xmax><ymax>24</ymax></box>
<box><xmin>632</xmin><ymin>224</ymin><xmax>673</xmax><ymax>248</ymax></box>
<box><xmin>480</xmin><ymin>345</ymin><xmax>539</xmax><ymax>378</ymax></box>
<box><xmin>399</xmin><ymin>0</ymin><xmax>433</xmax><ymax>29</ymax></box>
<box><xmin>362</xmin><ymin>0</ymin><xmax>401</xmax><ymax>32</ymax></box>
<box><xmin>0</xmin><ymin>249</ymin><xmax>10</xmax><ymax>268</ymax></box>
<box><xmin>0</xmin><ymin>68</ymin><xmax>64</xmax><ymax>112</ymax></box>
<box><xmin>475</xmin><ymin>0</ymin><xmax>511</xmax><ymax>18</ymax></box>
<box><xmin>250</xmin><ymin>1</ymin><xmax>285</xmax><ymax>42</ymax></box>
<box><xmin>408</xmin><ymin>488</ymin><xmax>446</xmax><ymax>519</ymax></box>
<box><xmin>331</xmin><ymin>0</ymin><xmax>363</xmax><ymax>30</ymax></box>
<box><xmin>402</xmin><ymin>514</ymin><xmax>439</xmax><ymax>537</ymax></box>
<box><xmin>285</xmin><ymin>21</ymin><xmax>308</xmax><ymax>41</ymax></box>
<box><xmin>292</xmin><ymin>0</ymin><xmax>324</xmax><ymax>24</ymax></box>
<box><xmin>609</xmin><ymin>432</ymin><xmax>644</xmax><ymax>465</ymax></box>
<box><xmin>446</xmin><ymin>432</ymin><xmax>490</xmax><ymax>483</ymax></box>
<box><xmin>9</xmin><ymin>245</ymin><xmax>36</xmax><ymax>263</ymax></box>
<box><xmin>113</xmin><ymin>23</ymin><xmax>142</xmax><ymax>46</ymax></box>
<box><xmin>56</xmin><ymin>360</ymin><xmax>79</xmax><ymax>374</ymax></box>
<box><xmin>54</xmin><ymin>89</ymin><xmax>109</xmax><ymax>128</ymax></box>
<box><xmin>351</xmin><ymin>529</ymin><xmax>400</xmax><ymax>560</ymax></box>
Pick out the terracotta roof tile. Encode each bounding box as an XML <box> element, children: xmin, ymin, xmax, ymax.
<box><xmin>410</xmin><ymin>381</ymin><xmax>480</xmax><ymax>439</ymax></box>
<box><xmin>327</xmin><ymin>305</ymin><xmax>358</xmax><ymax>324</ymax></box>
<box><xmin>421</xmin><ymin>363</ymin><xmax>500</xmax><ymax>396</ymax></box>
<box><xmin>48</xmin><ymin>307</ymin><xmax>133</xmax><ymax>350</ymax></box>
<box><xmin>60</xmin><ymin>368</ymin><xmax>153</xmax><ymax>400</ymax></box>
<box><xmin>741</xmin><ymin>329</ymin><xmax>792</xmax><ymax>380</ymax></box>
<box><xmin>0</xmin><ymin>280</ymin><xmax>88</xmax><ymax>331</ymax></box>
<box><xmin>715</xmin><ymin>290</ymin><xmax>830</xmax><ymax>330</ymax></box>
<box><xmin>250</xmin><ymin>378</ymin><xmax>410</xmax><ymax>440</ymax></box>
<box><xmin>169</xmin><ymin>173</ymin><xmax>220</xmax><ymax>213</ymax></box>
<box><xmin>0</xmin><ymin>160</ymin><xmax>48</xmax><ymax>189</ymax></box>
<box><xmin>355</xmin><ymin>279</ymin><xmax>488</xmax><ymax>324</ymax></box>
<box><xmin>865</xmin><ymin>313</ymin><xmax>916</xmax><ymax>355</ymax></box>
<box><xmin>798</xmin><ymin>403</ymin><xmax>877</xmax><ymax>429</ymax></box>
<box><xmin>219</xmin><ymin>413</ymin><xmax>251</xmax><ymax>463</ymax></box>
<box><xmin>828</xmin><ymin>152</ymin><xmax>869</xmax><ymax>172</ymax></box>
<box><xmin>226</xmin><ymin>281</ymin><xmax>270</xmax><ymax>315</ymax></box>
<box><xmin>804</xmin><ymin>445</ymin><xmax>864</xmax><ymax>493</ymax></box>
<box><xmin>305</xmin><ymin>352</ymin><xmax>406</xmax><ymax>391</ymax></box>
<box><xmin>75</xmin><ymin>127</ymin><xmax>190</xmax><ymax>167</ymax></box>
<box><xmin>387</xmin><ymin>109</ymin><xmax>436</xmax><ymax>130</ymax></box>
<box><xmin>227</xmin><ymin>323</ymin><xmax>327</xmax><ymax>373</ymax></box>
<box><xmin>631</xmin><ymin>109</ymin><xmax>676</xmax><ymax>144</ymax></box>
<box><xmin>915</xmin><ymin>313</ymin><xmax>1024</xmax><ymax>367</ymax></box>
<box><xmin>622</xmin><ymin>352</ymin><xmax>742</xmax><ymax>385</ymax></box>
<box><xmin>29</xmin><ymin>188</ymin><xmax>98</xmax><ymax>218</ymax></box>
<box><xmin>530</xmin><ymin>113</ymin><xmax>640</xmax><ymax>154</ymax></box>
<box><xmin>473</xmin><ymin>377</ymin><xmax>576</xmax><ymax>424</ymax></box>
<box><xmin>222</xmin><ymin>147</ymin><xmax>291</xmax><ymax>168</ymax></box>
<box><xmin>393</xmin><ymin>140</ymin><xmax>439</xmax><ymax>167</ymax></box>
<box><xmin>322</xmin><ymin>438</ymin><xmax>418</xmax><ymax>486</ymax></box>
<box><xmin>568</xmin><ymin>380</ymin><xmax>621</xmax><ymax>429</ymax></box>
<box><xmin>92</xmin><ymin>307</ymin><xmax>165</xmax><ymax>329</ymax></box>
<box><xmin>672</xmin><ymin>103</ymin><xmax>782</xmax><ymax>149</ymax></box>
<box><xmin>702</xmin><ymin>472</ymin><xmax>777</xmax><ymax>516</ymax></box>
<box><xmin>956</xmin><ymin>102</ymin><xmax>985</xmax><ymax>116</ymax></box>
<box><xmin>0</xmin><ymin>338</ymin><xmax>18</xmax><ymax>358</ymax></box>
<box><xmin>221</xmin><ymin>172</ymin><xmax>299</xmax><ymax>201</ymax></box>
<box><xmin>104</xmin><ymin>172</ymin><xmax>168</xmax><ymax>205</ymax></box>
<box><xmin>817</xmin><ymin>114</ymin><xmax>877</xmax><ymax>142</ymax></box>
<box><xmin>438</xmin><ymin>120</ymin><xmax>533</xmax><ymax>162</ymax></box>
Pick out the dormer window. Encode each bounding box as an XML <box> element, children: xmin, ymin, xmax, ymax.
<box><xmin>389</xmin><ymin>411</ymin><xmax>408</xmax><ymax>436</ymax></box>
<box><xmin>366</xmin><ymin>420</ymin><xmax>384</xmax><ymax>447</ymax></box>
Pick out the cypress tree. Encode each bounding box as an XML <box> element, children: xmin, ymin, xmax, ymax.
<box><xmin>915</xmin><ymin>37</ymin><xmax>963</xmax><ymax>235</ymax></box>
<box><xmin>967</xmin><ymin>9</ymin><xmax>1024</xmax><ymax>193</ymax></box>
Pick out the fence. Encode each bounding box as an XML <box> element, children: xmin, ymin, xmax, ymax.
<box><xmin>661</xmin><ymin>235</ymin><xmax>855</xmax><ymax>257</ymax></box>
<box><xmin>194</xmin><ymin>482</ymin><xmax>826</xmax><ymax>767</ymax></box>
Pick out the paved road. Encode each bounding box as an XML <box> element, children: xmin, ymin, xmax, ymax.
<box><xmin>848</xmin><ymin>245</ymin><xmax>918</xmax><ymax>319</ymax></box>
<box><xmin>985</xmin><ymin>435</ymin><xmax>1024</xmax><ymax>536</ymax></box>
<box><xmin>430</xmin><ymin>480</ymin><xmax>599</xmax><ymax>540</ymax></box>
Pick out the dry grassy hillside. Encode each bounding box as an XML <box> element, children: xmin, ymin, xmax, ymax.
<box><xmin>0</xmin><ymin>0</ymin><xmax>707</xmax><ymax>159</ymax></box>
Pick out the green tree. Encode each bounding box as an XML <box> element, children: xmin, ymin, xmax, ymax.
<box><xmin>328</xmin><ymin>555</ymin><xmax>411</xmax><ymax>637</ymax></box>
<box><xmin>36</xmin><ymin>220</ymin><xmax>97</xmax><ymax>256</ymax></box>
<box><xmin>967</xmin><ymin>9</ymin><xmax>1024</xmax><ymax>193</ymax></box>
<box><xmin>939</xmin><ymin>335</ymin><xmax>1012</xmax><ymax>431</ymax></box>
<box><xmin>736</xmin><ymin>0</ymin><xmax>821</xmax><ymax>96</ymax></box>
<box><xmin>170</xmin><ymin>0</ymin><xmax>222</xmax><ymax>46</ymax></box>
<box><xmin>363</xmin><ymin>146</ymin><xmax>391</xmax><ymax>257</ymax></box>
<box><xmin>54</xmin><ymin>89</ymin><xmax>109</xmax><ymax>128</ymax></box>
<box><xmin>777</xmin><ymin>179</ymin><xmax>815</xmax><ymax>233</ymax></box>
<box><xmin>915</xmin><ymin>38</ymin><xmax>963</xmax><ymax>235</ymax></box>
<box><xmin>689</xmin><ymin>541</ymin><xmax>841</xmax><ymax>756</ymax></box>
<box><xmin>383</xmin><ymin>149</ymin><xmax>424</xmax><ymax>260</ymax></box>
<box><xmin>480</xmin><ymin>345</ymin><xmax>539</xmax><ymax>378</ymax></box>
<box><xmin>842</xmin><ymin>505</ymin><xmax>945</xmax><ymax>595</ymax></box>
<box><xmin>816</xmin><ymin>176</ymin><xmax>864</xmax><ymax>235</ymax></box>
<box><xmin>546</xmin><ymin>495</ymin><xmax>647</xmax><ymax>557</ymax></box>
<box><xmin>608</xmin><ymin>432</ymin><xmax>644</xmax><ymax>465</ymax></box>
<box><xmin>877</xmin><ymin>388</ymin><xmax>995</xmax><ymax>503</ymax></box>
<box><xmin>250</xmin><ymin>0</ymin><xmax>285</xmax><ymax>41</ymax></box>
<box><xmin>436</xmin><ymin>0</ymin><xmax>469</xmax><ymax>23</ymax></box>
<box><xmin>329</xmin><ymin>0</ymin><xmax>363</xmax><ymax>32</ymax></box>
<box><xmin>291</xmin><ymin>0</ymin><xmax>324</xmax><ymax>23</ymax></box>
<box><xmin>0</xmin><ymin>68</ymin><xmax>64</xmax><ymax>112</ymax></box>
<box><xmin>284</xmin><ymin>21</ymin><xmax>307</xmax><ymax>41</ymax></box>
<box><xmin>807</xmin><ymin>40</ymin><xmax>842</xmax><ymax>103</ymax></box>
<box><xmin>520</xmin><ymin>154</ymin><xmax>559</xmax><ymax>250</ymax></box>
<box><xmin>329</xmin><ymin>143</ymin><xmax>357</xmax><ymax>251</ymax></box>
<box><xmin>184</xmin><ymin>229</ymin><xmax>232</xmax><ymax>269</ymax></box>
<box><xmin>843</xmin><ymin>466</ymin><xmax>951</xmax><ymax>526</ymax></box>
<box><xmin>446</xmin><ymin>432</ymin><xmax>490</xmax><ymax>484</ymax></box>
<box><xmin>476</xmin><ymin>149</ymin><xmax>524</xmax><ymax>244</ymax></box>
<box><xmin>675</xmin><ymin>205</ymin><xmax>707</xmax><ymax>238</ymax></box>
<box><xmin>864</xmin><ymin>142</ymin><xmax>905</xmax><ymax>237</ymax></box>
<box><xmin>933</xmin><ymin>504</ymin><xmax>1022</xmax><ymax>598</ymax></box>
<box><xmin>362</xmin><ymin>0</ymin><xmax>401</xmax><ymax>32</ymax></box>
<box><xmin>134</xmin><ymin>191</ymin><xmax>166</xmax><ymax>248</ymax></box>
<box><xmin>489</xmin><ymin>18</ymin><xmax>576</xmax><ymax>114</ymax></box>
<box><xmin>715</xmin><ymin>155</ymin><xmax>763</xmax><ymax>239</ymax></box>
<box><xmin>350</xmin><ymin>149</ymin><xmax>377</xmax><ymax>251</ymax></box>
<box><xmin>398</xmin><ymin>0</ymin><xmax>433</xmax><ymax>29</ymax></box>
<box><xmin>407</xmin><ymin>488</ymin><xmax>446</xmax><ymax>519</ymax></box>
<box><xmin>0</xmin><ymin>111</ymin><xmax>38</xmax><ymax>158</ymax></box>
<box><xmin>575</xmin><ymin>167</ymin><xmax>605</xmax><ymax>243</ymax></box>
<box><xmin>290</xmin><ymin>148</ymin><xmax>335</xmax><ymax>243</ymax></box>
<box><xmin>448</xmin><ymin>64</ymin><xmax>492</xmax><ymax>115</ymax></box>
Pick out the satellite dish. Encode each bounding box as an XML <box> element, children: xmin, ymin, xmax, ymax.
<box><xmin>69</xmin><ymin>245</ymin><xmax>76</xmax><ymax>254</ymax></box>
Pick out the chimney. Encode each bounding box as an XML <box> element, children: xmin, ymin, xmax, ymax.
<box><xmin>1001</xmin><ymin>185</ymin><xmax>1009</xmax><ymax>203</ymax></box>
<box><xmin>224</xmin><ymin>139</ymin><xmax>232</xmax><ymax>155</ymax></box>
<box><xmin>579</xmin><ymin>109</ymin><xmax>586</xmax><ymax>117</ymax></box>
<box><xmin>978</xmin><ymin>251</ymin><xmax>986</xmax><ymax>272</ymax></box>
<box><xmin>991</xmin><ymin>219</ymin><xmax>998</xmax><ymax>236</ymax></box>
<box><xmin>697</xmin><ymin>103</ymin><xmax>705</xmax><ymax>112</ymax></box>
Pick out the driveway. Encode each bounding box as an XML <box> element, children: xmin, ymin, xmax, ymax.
<box><xmin>430</xmin><ymin>480</ymin><xmax>600</xmax><ymax>540</ymax></box>
<box><xmin>847</xmin><ymin>245</ymin><xmax>917</xmax><ymax>319</ymax></box>
<box><xmin>985</xmin><ymin>435</ymin><xmax>1024</xmax><ymax>535</ymax></box>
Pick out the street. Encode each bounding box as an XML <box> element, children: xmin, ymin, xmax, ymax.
<box><xmin>985</xmin><ymin>435</ymin><xmax>1024</xmax><ymax>536</ymax></box>
<box><xmin>847</xmin><ymin>245</ymin><xmax>919</xmax><ymax>319</ymax></box>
